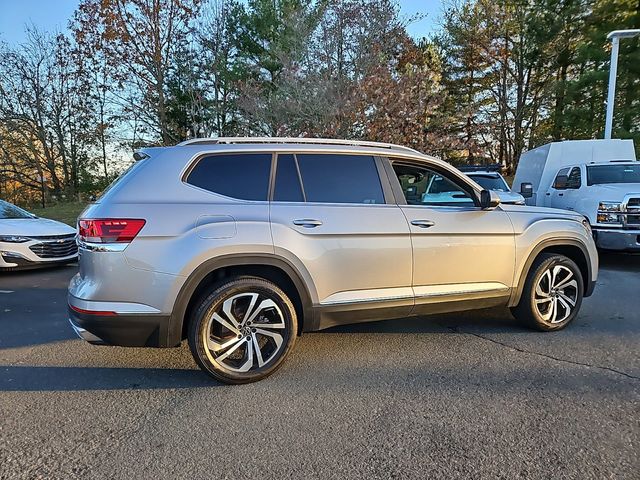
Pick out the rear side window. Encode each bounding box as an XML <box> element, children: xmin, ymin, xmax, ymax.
<box><xmin>296</xmin><ymin>154</ymin><xmax>384</xmax><ymax>204</ymax></box>
<box><xmin>274</xmin><ymin>154</ymin><xmax>304</xmax><ymax>202</ymax></box>
<box><xmin>186</xmin><ymin>153</ymin><xmax>272</xmax><ymax>201</ymax></box>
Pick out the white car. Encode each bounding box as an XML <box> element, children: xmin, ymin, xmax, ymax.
<box><xmin>422</xmin><ymin>170</ymin><xmax>525</xmax><ymax>205</ymax></box>
<box><xmin>0</xmin><ymin>200</ymin><xmax>77</xmax><ymax>270</ymax></box>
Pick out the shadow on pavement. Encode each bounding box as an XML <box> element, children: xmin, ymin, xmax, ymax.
<box><xmin>598</xmin><ymin>251</ymin><xmax>640</xmax><ymax>272</ymax></box>
<box><xmin>0</xmin><ymin>365</ymin><xmax>218</xmax><ymax>391</ymax></box>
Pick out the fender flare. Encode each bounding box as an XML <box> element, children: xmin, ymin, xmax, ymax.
<box><xmin>509</xmin><ymin>238</ymin><xmax>594</xmax><ymax>307</ymax></box>
<box><xmin>166</xmin><ymin>254</ymin><xmax>316</xmax><ymax>346</ymax></box>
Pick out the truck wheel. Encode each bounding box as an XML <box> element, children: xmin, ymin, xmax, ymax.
<box><xmin>188</xmin><ymin>276</ymin><xmax>297</xmax><ymax>384</ymax></box>
<box><xmin>511</xmin><ymin>253</ymin><xmax>584</xmax><ymax>331</ymax></box>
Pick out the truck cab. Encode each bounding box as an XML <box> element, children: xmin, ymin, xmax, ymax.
<box><xmin>514</xmin><ymin>139</ymin><xmax>640</xmax><ymax>251</ymax></box>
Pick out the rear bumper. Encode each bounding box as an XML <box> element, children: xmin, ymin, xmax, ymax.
<box><xmin>68</xmin><ymin>304</ymin><xmax>171</xmax><ymax>347</ymax></box>
<box><xmin>593</xmin><ymin>228</ymin><xmax>640</xmax><ymax>251</ymax></box>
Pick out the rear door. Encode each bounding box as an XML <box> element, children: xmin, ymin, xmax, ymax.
<box><xmin>269</xmin><ymin>152</ymin><xmax>413</xmax><ymax>323</ymax></box>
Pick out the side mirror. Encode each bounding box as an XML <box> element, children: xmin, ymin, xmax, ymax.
<box><xmin>520</xmin><ymin>182</ymin><xmax>533</xmax><ymax>199</ymax></box>
<box><xmin>480</xmin><ymin>189</ymin><xmax>501</xmax><ymax>209</ymax></box>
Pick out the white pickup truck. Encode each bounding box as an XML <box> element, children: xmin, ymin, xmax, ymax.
<box><xmin>513</xmin><ymin>139</ymin><xmax>640</xmax><ymax>251</ymax></box>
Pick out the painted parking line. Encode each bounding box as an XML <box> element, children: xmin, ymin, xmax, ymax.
<box><xmin>0</xmin><ymin>290</ymin><xmax>14</xmax><ymax>294</ymax></box>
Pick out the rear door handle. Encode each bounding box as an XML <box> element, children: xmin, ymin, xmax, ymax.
<box><xmin>293</xmin><ymin>219</ymin><xmax>323</xmax><ymax>228</ymax></box>
<box><xmin>410</xmin><ymin>220</ymin><xmax>435</xmax><ymax>228</ymax></box>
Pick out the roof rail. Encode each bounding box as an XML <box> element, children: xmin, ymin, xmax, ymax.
<box><xmin>177</xmin><ymin>137</ymin><xmax>422</xmax><ymax>155</ymax></box>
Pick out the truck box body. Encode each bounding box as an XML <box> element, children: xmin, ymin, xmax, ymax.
<box><xmin>514</xmin><ymin>139</ymin><xmax>640</xmax><ymax>251</ymax></box>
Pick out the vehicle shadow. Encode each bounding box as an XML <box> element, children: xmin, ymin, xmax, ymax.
<box><xmin>0</xmin><ymin>365</ymin><xmax>216</xmax><ymax>392</ymax></box>
<box><xmin>598</xmin><ymin>250</ymin><xmax>640</xmax><ymax>272</ymax></box>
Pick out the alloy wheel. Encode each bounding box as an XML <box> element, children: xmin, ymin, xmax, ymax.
<box><xmin>203</xmin><ymin>292</ymin><xmax>287</xmax><ymax>373</ymax></box>
<box><xmin>534</xmin><ymin>265</ymin><xmax>579</xmax><ymax>324</ymax></box>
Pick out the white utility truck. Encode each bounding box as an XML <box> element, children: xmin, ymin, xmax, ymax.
<box><xmin>513</xmin><ymin>139</ymin><xmax>640</xmax><ymax>251</ymax></box>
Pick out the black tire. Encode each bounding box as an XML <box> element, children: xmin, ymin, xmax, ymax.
<box><xmin>188</xmin><ymin>276</ymin><xmax>297</xmax><ymax>384</ymax></box>
<box><xmin>511</xmin><ymin>253</ymin><xmax>584</xmax><ymax>331</ymax></box>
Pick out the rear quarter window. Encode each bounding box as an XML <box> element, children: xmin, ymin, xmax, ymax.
<box><xmin>186</xmin><ymin>153</ymin><xmax>273</xmax><ymax>201</ymax></box>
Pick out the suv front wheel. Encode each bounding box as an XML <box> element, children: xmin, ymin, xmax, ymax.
<box><xmin>511</xmin><ymin>253</ymin><xmax>584</xmax><ymax>331</ymax></box>
<box><xmin>188</xmin><ymin>276</ymin><xmax>298</xmax><ymax>384</ymax></box>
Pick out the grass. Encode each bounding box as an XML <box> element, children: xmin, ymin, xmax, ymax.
<box><xmin>30</xmin><ymin>201</ymin><xmax>87</xmax><ymax>227</ymax></box>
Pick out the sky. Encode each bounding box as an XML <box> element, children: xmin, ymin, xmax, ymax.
<box><xmin>0</xmin><ymin>0</ymin><xmax>444</xmax><ymax>45</ymax></box>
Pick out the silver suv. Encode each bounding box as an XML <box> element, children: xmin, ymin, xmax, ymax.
<box><xmin>68</xmin><ymin>138</ymin><xmax>598</xmax><ymax>384</ymax></box>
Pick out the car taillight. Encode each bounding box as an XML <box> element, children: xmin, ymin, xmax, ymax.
<box><xmin>78</xmin><ymin>219</ymin><xmax>146</xmax><ymax>243</ymax></box>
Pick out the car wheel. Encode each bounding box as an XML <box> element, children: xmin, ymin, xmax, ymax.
<box><xmin>511</xmin><ymin>253</ymin><xmax>584</xmax><ymax>331</ymax></box>
<box><xmin>188</xmin><ymin>276</ymin><xmax>297</xmax><ymax>384</ymax></box>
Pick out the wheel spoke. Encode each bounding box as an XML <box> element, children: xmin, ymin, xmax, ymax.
<box><xmin>254</xmin><ymin>328</ymin><xmax>284</xmax><ymax>350</ymax></box>
<box><xmin>241</xmin><ymin>293</ymin><xmax>259</xmax><ymax>324</ymax></box>
<box><xmin>222</xmin><ymin>297</ymin><xmax>241</xmax><ymax>329</ymax></box>
<box><xmin>215</xmin><ymin>336</ymin><xmax>245</xmax><ymax>363</ymax></box>
<box><xmin>536</xmin><ymin>270</ymin><xmax>552</xmax><ymax>297</ymax></box>
<box><xmin>208</xmin><ymin>335</ymin><xmax>242</xmax><ymax>352</ymax></box>
<box><xmin>211</xmin><ymin>312</ymin><xmax>240</xmax><ymax>335</ymax></box>
<box><xmin>558</xmin><ymin>292</ymin><xmax>576</xmax><ymax>307</ymax></box>
<box><xmin>553</xmin><ymin>269</ymin><xmax>574</xmax><ymax>289</ymax></box>
<box><xmin>252</xmin><ymin>332</ymin><xmax>266</xmax><ymax>367</ymax></box>
<box><xmin>244</xmin><ymin>298</ymin><xmax>284</xmax><ymax>328</ymax></box>
<box><xmin>535</xmin><ymin>297</ymin><xmax>552</xmax><ymax>305</ymax></box>
<box><xmin>555</xmin><ymin>296</ymin><xmax>572</xmax><ymax>323</ymax></box>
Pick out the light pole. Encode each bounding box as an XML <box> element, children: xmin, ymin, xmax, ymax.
<box><xmin>604</xmin><ymin>29</ymin><xmax>640</xmax><ymax>139</ymax></box>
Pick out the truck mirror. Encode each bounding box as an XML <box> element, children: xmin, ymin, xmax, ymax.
<box><xmin>520</xmin><ymin>182</ymin><xmax>533</xmax><ymax>198</ymax></box>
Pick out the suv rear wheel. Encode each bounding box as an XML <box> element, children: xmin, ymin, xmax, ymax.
<box><xmin>188</xmin><ymin>276</ymin><xmax>297</xmax><ymax>384</ymax></box>
<box><xmin>511</xmin><ymin>253</ymin><xmax>584</xmax><ymax>331</ymax></box>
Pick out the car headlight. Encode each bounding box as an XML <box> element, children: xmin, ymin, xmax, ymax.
<box><xmin>0</xmin><ymin>235</ymin><xmax>31</xmax><ymax>243</ymax></box>
<box><xmin>597</xmin><ymin>213</ymin><xmax>622</xmax><ymax>224</ymax></box>
<box><xmin>598</xmin><ymin>201</ymin><xmax>622</xmax><ymax>212</ymax></box>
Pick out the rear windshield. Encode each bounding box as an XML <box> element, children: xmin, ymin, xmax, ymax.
<box><xmin>468</xmin><ymin>174</ymin><xmax>509</xmax><ymax>192</ymax></box>
<box><xmin>98</xmin><ymin>158</ymin><xmax>148</xmax><ymax>200</ymax></box>
<box><xmin>0</xmin><ymin>200</ymin><xmax>35</xmax><ymax>219</ymax></box>
<box><xmin>587</xmin><ymin>164</ymin><xmax>640</xmax><ymax>185</ymax></box>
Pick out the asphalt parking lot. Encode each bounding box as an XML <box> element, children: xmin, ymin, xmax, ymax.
<box><xmin>0</xmin><ymin>254</ymin><xmax>638</xmax><ymax>479</ymax></box>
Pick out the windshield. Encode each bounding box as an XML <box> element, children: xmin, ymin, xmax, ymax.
<box><xmin>0</xmin><ymin>200</ymin><xmax>35</xmax><ymax>219</ymax></box>
<box><xmin>468</xmin><ymin>174</ymin><xmax>509</xmax><ymax>192</ymax></box>
<box><xmin>587</xmin><ymin>164</ymin><xmax>640</xmax><ymax>185</ymax></box>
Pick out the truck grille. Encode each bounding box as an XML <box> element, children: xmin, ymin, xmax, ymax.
<box><xmin>29</xmin><ymin>235</ymin><xmax>78</xmax><ymax>259</ymax></box>
<box><xmin>627</xmin><ymin>197</ymin><xmax>640</xmax><ymax>227</ymax></box>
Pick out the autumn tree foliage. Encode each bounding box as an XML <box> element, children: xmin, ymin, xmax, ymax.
<box><xmin>0</xmin><ymin>0</ymin><xmax>639</xmax><ymax>205</ymax></box>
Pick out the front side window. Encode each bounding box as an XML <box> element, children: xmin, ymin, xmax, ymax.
<box><xmin>553</xmin><ymin>168</ymin><xmax>571</xmax><ymax>189</ymax></box>
<box><xmin>566</xmin><ymin>167</ymin><xmax>582</xmax><ymax>189</ymax></box>
<box><xmin>186</xmin><ymin>153</ymin><xmax>272</xmax><ymax>201</ymax></box>
<box><xmin>296</xmin><ymin>154</ymin><xmax>384</xmax><ymax>204</ymax></box>
<box><xmin>392</xmin><ymin>163</ymin><xmax>476</xmax><ymax>206</ymax></box>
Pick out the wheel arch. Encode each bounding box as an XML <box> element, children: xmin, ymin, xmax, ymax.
<box><xmin>509</xmin><ymin>238</ymin><xmax>593</xmax><ymax>307</ymax></box>
<box><xmin>167</xmin><ymin>254</ymin><xmax>316</xmax><ymax>346</ymax></box>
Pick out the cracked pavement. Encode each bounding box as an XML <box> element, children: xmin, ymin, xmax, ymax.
<box><xmin>0</xmin><ymin>252</ymin><xmax>638</xmax><ymax>479</ymax></box>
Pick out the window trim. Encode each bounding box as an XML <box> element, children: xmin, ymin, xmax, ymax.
<box><xmin>566</xmin><ymin>166</ymin><xmax>582</xmax><ymax>190</ymax></box>
<box><xmin>383</xmin><ymin>157</ymin><xmax>481</xmax><ymax>208</ymax></box>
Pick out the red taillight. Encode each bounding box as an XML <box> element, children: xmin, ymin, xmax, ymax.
<box><xmin>78</xmin><ymin>219</ymin><xmax>146</xmax><ymax>243</ymax></box>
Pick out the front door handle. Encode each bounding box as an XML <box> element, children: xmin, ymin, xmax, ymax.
<box><xmin>293</xmin><ymin>219</ymin><xmax>323</xmax><ymax>228</ymax></box>
<box><xmin>410</xmin><ymin>220</ymin><xmax>435</xmax><ymax>228</ymax></box>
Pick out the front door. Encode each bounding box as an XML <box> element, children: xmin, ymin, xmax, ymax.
<box><xmin>387</xmin><ymin>159</ymin><xmax>516</xmax><ymax>314</ymax></box>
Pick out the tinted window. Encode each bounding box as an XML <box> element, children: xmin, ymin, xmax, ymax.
<box><xmin>296</xmin><ymin>154</ymin><xmax>384</xmax><ymax>204</ymax></box>
<box><xmin>274</xmin><ymin>154</ymin><xmax>304</xmax><ymax>202</ymax></box>
<box><xmin>187</xmin><ymin>153</ymin><xmax>272</xmax><ymax>201</ymax></box>
<box><xmin>587</xmin><ymin>164</ymin><xmax>640</xmax><ymax>185</ymax></box>
<box><xmin>0</xmin><ymin>200</ymin><xmax>34</xmax><ymax>219</ymax></box>
<box><xmin>553</xmin><ymin>168</ymin><xmax>570</xmax><ymax>189</ymax></box>
<box><xmin>393</xmin><ymin>163</ymin><xmax>475</xmax><ymax>206</ymax></box>
<box><xmin>566</xmin><ymin>167</ymin><xmax>581</xmax><ymax>189</ymax></box>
